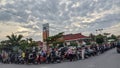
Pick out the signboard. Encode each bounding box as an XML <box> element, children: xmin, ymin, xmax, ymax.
<box><xmin>42</xmin><ymin>42</ymin><xmax>47</xmax><ymax>51</ymax></box>
<box><xmin>43</xmin><ymin>23</ymin><xmax>49</xmax><ymax>41</ymax></box>
<box><xmin>43</xmin><ymin>23</ymin><xmax>49</xmax><ymax>31</ymax></box>
<box><xmin>66</xmin><ymin>42</ymin><xmax>70</xmax><ymax>46</ymax></box>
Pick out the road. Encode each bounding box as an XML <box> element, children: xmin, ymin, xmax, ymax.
<box><xmin>0</xmin><ymin>48</ymin><xmax>120</xmax><ymax>68</ymax></box>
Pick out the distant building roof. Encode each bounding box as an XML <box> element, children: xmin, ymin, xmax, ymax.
<box><xmin>36</xmin><ymin>41</ymin><xmax>43</xmax><ymax>47</ymax></box>
<box><xmin>63</xmin><ymin>33</ymin><xmax>89</xmax><ymax>41</ymax></box>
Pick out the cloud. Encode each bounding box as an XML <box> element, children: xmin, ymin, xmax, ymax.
<box><xmin>0</xmin><ymin>21</ymin><xmax>41</xmax><ymax>41</ymax></box>
<box><xmin>0</xmin><ymin>22</ymin><xmax>22</xmax><ymax>40</ymax></box>
<box><xmin>0</xmin><ymin>0</ymin><xmax>7</xmax><ymax>5</ymax></box>
<box><xmin>71</xmin><ymin>2</ymin><xmax>80</xmax><ymax>8</ymax></box>
<box><xmin>103</xmin><ymin>23</ymin><xmax>120</xmax><ymax>36</ymax></box>
<box><xmin>0</xmin><ymin>0</ymin><xmax>120</xmax><ymax>41</ymax></box>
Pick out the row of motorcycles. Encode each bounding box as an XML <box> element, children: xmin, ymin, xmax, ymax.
<box><xmin>0</xmin><ymin>43</ymin><xmax>116</xmax><ymax>64</ymax></box>
<box><xmin>0</xmin><ymin>51</ymin><xmax>62</xmax><ymax>64</ymax></box>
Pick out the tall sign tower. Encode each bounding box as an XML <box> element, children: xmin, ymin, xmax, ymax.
<box><xmin>43</xmin><ymin>23</ymin><xmax>49</xmax><ymax>42</ymax></box>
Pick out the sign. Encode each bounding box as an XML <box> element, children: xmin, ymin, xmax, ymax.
<box><xmin>43</xmin><ymin>23</ymin><xmax>49</xmax><ymax>41</ymax></box>
<box><xmin>43</xmin><ymin>23</ymin><xmax>49</xmax><ymax>32</ymax></box>
<box><xmin>42</xmin><ymin>42</ymin><xmax>47</xmax><ymax>51</ymax></box>
<box><xmin>66</xmin><ymin>42</ymin><xmax>70</xmax><ymax>46</ymax></box>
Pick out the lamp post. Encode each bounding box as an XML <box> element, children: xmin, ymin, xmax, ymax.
<box><xmin>96</xmin><ymin>28</ymin><xmax>103</xmax><ymax>35</ymax></box>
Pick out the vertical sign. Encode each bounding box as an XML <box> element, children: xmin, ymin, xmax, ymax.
<box><xmin>42</xmin><ymin>42</ymin><xmax>47</xmax><ymax>52</ymax></box>
<box><xmin>43</xmin><ymin>23</ymin><xmax>49</xmax><ymax>42</ymax></box>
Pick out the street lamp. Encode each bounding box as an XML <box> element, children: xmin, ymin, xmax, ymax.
<box><xmin>96</xmin><ymin>28</ymin><xmax>103</xmax><ymax>35</ymax></box>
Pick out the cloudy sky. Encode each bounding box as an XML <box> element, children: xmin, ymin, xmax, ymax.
<box><xmin>0</xmin><ymin>0</ymin><xmax>120</xmax><ymax>41</ymax></box>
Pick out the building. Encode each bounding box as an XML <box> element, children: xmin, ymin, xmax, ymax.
<box><xmin>63</xmin><ymin>33</ymin><xmax>90</xmax><ymax>46</ymax></box>
<box><xmin>36</xmin><ymin>41</ymin><xmax>43</xmax><ymax>48</ymax></box>
<box><xmin>39</xmin><ymin>33</ymin><xmax>90</xmax><ymax>48</ymax></box>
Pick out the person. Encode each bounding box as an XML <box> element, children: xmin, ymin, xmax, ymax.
<box><xmin>81</xmin><ymin>45</ymin><xmax>85</xmax><ymax>60</ymax></box>
<box><xmin>28</xmin><ymin>52</ymin><xmax>33</xmax><ymax>64</ymax></box>
<box><xmin>32</xmin><ymin>52</ymin><xmax>37</xmax><ymax>64</ymax></box>
<box><xmin>40</xmin><ymin>51</ymin><xmax>46</xmax><ymax>63</ymax></box>
<box><xmin>25</xmin><ymin>50</ymin><xmax>29</xmax><ymax>64</ymax></box>
<box><xmin>22</xmin><ymin>52</ymin><xmax>25</xmax><ymax>62</ymax></box>
<box><xmin>9</xmin><ymin>53</ymin><xmax>14</xmax><ymax>63</ymax></box>
<box><xmin>67</xmin><ymin>48</ymin><xmax>73</xmax><ymax>61</ymax></box>
<box><xmin>37</xmin><ymin>51</ymin><xmax>41</xmax><ymax>64</ymax></box>
<box><xmin>1</xmin><ymin>51</ymin><xmax>9</xmax><ymax>63</ymax></box>
<box><xmin>50</xmin><ymin>49</ymin><xmax>56</xmax><ymax>63</ymax></box>
<box><xmin>46</xmin><ymin>51</ymin><xmax>51</xmax><ymax>63</ymax></box>
<box><xmin>56</xmin><ymin>50</ymin><xmax>61</xmax><ymax>63</ymax></box>
<box><xmin>76</xmin><ymin>48</ymin><xmax>81</xmax><ymax>60</ymax></box>
<box><xmin>0</xmin><ymin>54</ymin><xmax>2</xmax><ymax>62</ymax></box>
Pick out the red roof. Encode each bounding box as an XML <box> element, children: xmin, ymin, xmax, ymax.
<box><xmin>36</xmin><ymin>41</ymin><xmax>43</xmax><ymax>46</ymax></box>
<box><xmin>63</xmin><ymin>33</ymin><xmax>89</xmax><ymax>41</ymax></box>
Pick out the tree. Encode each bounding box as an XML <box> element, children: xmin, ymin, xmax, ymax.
<box><xmin>111</xmin><ymin>34</ymin><xmax>117</xmax><ymax>41</ymax></box>
<box><xmin>46</xmin><ymin>32</ymin><xmax>64</xmax><ymax>43</ymax></box>
<box><xmin>27</xmin><ymin>38</ymin><xmax>38</xmax><ymax>51</ymax></box>
<box><xmin>6</xmin><ymin>33</ymin><xmax>23</xmax><ymax>46</ymax></box>
<box><xmin>103</xmin><ymin>33</ymin><xmax>110</xmax><ymax>36</ymax></box>
<box><xmin>19</xmin><ymin>40</ymin><xmax>29</xmax><ymax>51</ymax></box>
<box><xmin>117</xmin><ymin>35</ymin><xmax>120</xmax><ymax>39</ymax></box>
<box><xmin>6</xmin><ymin>33</ymin><xmax>23</xmax><ymax>51</ymax></box>
<box><xmin>107</xmin><ymin>34</ymin><xmax>117</xmax><ymax>41</ymax></box>
<box><xmin>0</xmin><ymin>33</ymin><xmax>39</xmax><ymax>52</ymax></box>
<box><xmin>0</xmin><ymin>40</ymin><xmax>12</xmax><ymax>51</ymax></box>
<box><xmin>46</xmin><ymin>32</ymin><xmax>64</xmax><ymax>47</ymax></box>
<box><xmin>19</xmin><ymin>38</ymin><xmax>38</xmax><ymax>51</ymax></box>
<box><xmin>89</xmin><ymin>33</ymin><xmax>96</xmax><ymax>41</ymax></box>
<box><xmin>95</xmin><ymin>34</ymin><xmax>105</xmax><ymax>44</ymax></box>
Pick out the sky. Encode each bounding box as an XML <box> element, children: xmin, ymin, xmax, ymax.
<box><xmin>0</xmin><ymin>0</ymin><xmax>120</xmax><ymax>41</ymax></box>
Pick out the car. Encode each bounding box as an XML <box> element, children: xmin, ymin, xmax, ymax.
<box><xmin>116</xmin><ymin>41</ymin><xmax>120</xmax><ymax>53</ymax></box>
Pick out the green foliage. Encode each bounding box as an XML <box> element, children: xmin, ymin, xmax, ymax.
<box><xmin>95</xmin><ymin>34</ymin><xmax>105</xmax><ymax>44</ymax></box>
<box><xmin>0</xmin><ymin>40</ymin><xmax>12</xmax><ymax>51</ymax></box>
<box><xmin>0</xmin><ymin>33</ymin><xmax>38</xmax><ymax>52</ymax></box>
<box><xmin>86</xmin><ymin>42</ymin><xmax>91</xmax><ymax>45</ymax></box>
<box><xmin>58</xmin><ymin>43</ymin><xmax>64</xmax><ymax>48</ymax></box>
<box><xmin>19</xmin><ymin>38</ymin><xmax>38</xmax><ymax>51</ymax></box>
<box><xmin>5</xmin><ymin>33</ymin><xmax>23</xmax><ymax>51</ymax></box>
<box><xmin>19</xmin><ymin>40</ymin><xmax>29</xmax><ymax>51</ymax></box>
<box><xmin>89</xmin><ymin>33</ymin><xmax>96</xmax><ymax>41</ymax></box>
<box><xmin>70</xmin><ymin>42</ymin><xmax>78</xmax><ymax>47</ymax></box>
<box><xmin>46</xmin><ymin>32</ymin><xmax>64</xmax><ymax>46</ymax></box>
<box><xmin>108</xmin><ymin>34</ymin><xmax>117</xmax><ymax>41</ymax></box>
<box><xmin>6</xmin><ymin>33</ymin><xmax>23</xmax><ymax>47</ymax></box>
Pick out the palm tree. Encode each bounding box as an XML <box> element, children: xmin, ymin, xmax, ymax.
<box><xmin>0</xmin><ymin>40</ymin><xmax>11</xmax><ymax>51</ymax></box>
<box><xmin>27</xmin><ymin>38</ymin><xmax>37</xmax><ymax>47</ymax></box>
<box><xmin>19</xmin><ymin>39</ymin><xmax>30</xmax><ymax>51</ymax></box>
<box><xmin>6</xmin><ymin>33</ymin><xmax>23</xmax><ymax>50</ymax></box>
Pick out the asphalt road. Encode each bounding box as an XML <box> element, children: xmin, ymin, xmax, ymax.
<box><xmin>0</xmin><ymin>48</ymin><xmax>120</xmax><ymax>68</ymax></box>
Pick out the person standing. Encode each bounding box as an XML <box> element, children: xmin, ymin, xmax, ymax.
<box><xmin>67</xmin><ymin>48</ymin><xmax>73</xmax><ymax>61</ymax></box>
<box><xmin>22</xmin><ymin>52</ymin><xmax>25</xmax><ymax>61</ymax></box>
<box><xmin>81</xmin><ymin>45</ymin><xmax>85</xmax><ymax>60</ymax></box>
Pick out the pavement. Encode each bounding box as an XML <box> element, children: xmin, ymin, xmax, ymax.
<box><xmin>0</xmin><ymin>48</ymin><xmax>120</xmax><ymax>68</ymax></box>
